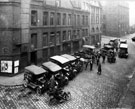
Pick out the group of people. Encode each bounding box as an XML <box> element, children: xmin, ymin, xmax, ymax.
<box><xmin>84</xmin><ymin>50</ymin><xmax>104</xmax><ymax>75</ymax></box>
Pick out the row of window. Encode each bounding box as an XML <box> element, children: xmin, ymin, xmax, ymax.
<box><xmin>82</xmin><ymin>1</ymin><xmax>100</xmax><ymax>15</ymax></box>
<box><xmin>91</xmin><ymin>27</ymin><xmax>100</xmax><ymax>32</ymax></box>
<box><xmin>31</xmin><ymin>29</ymin><xmax>88</xmax><ymax>48</ymax></box>
<box><xmin>31</xmin><ymin>10</ymin><xmax>89</xmax><ymax>26</ymax></box>
<box><xmin>91</xmin><ymin>14</ymin><xmax>100</xmax><ymax>24</ymax></box>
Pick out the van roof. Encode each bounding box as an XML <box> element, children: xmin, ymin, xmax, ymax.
<box><xmin>25</xmin><ymin>65</ymin><xmax>47</xmax><ymax>75</ymax></box>
<box><xmin>83</xmin><ymin>45</ymin><xmax>95</xmax><ymax>49</ymax></box>
<box><xmin>120</xmin><ymin>44</ymin><xmax>128</xmax><ymax>48</ymax></box>
<box><xmin>42</xmin><ymin>61</ymin><xmax>62</xmax><ymax>72</ymax></box>
<box><xmin>61</xmin><ymin>54</ymin><xmax>76</xmax><ymax>61</ymax></box>
<box><xmin>50</xmin><ymin>55</ymin><xmax>70</xmax><ymax>64</ymax></box>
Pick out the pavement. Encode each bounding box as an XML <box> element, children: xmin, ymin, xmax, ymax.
<box><xmin>118</xmin><ymin>69</ymin><xmax>135</xmax><ymax>108</ymax></box>
<box><xmin>0</xmin><ymin>73</ymin><xmax>24</xmax><ymax>86</ymax></box>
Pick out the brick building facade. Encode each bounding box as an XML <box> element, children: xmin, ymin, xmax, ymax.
<box><xmin>102</xmin><ymin>1</ymin><xmax>129</xmax><ymax>37</ymax></box>
<box><xmin>0</xmin><ymin>0</ymin><xmax>102</xmax><ymax>76</ymax></box>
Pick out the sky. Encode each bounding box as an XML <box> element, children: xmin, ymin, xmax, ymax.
<box><xmin>101</xmin><ymin>1</ymin><xmax>135</xmax><ymax>26</ymax></box>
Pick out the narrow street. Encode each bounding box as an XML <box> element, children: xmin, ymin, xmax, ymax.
<box><xmin>0</xmin><ymin>34</ymin><xmax>135</xmax><ymax>109</ymax></box>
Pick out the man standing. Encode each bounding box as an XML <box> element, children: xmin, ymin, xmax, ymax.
<box><xmin>85</xmin><ymin>58</ymin><xmax>90</xmax><ymax>70</ymax></box>
<box><xmin>102</xmin><ymin>53</ymin><xmax>106</xmax><ymax>63</ymax></box>
<box><xmin>90</xmin><ymin>58</ymin><xmax>93</xmax><ymax>71</ymax></box>
<box><xmin>97</xmin><ymin>62</ymin><xmax>102</xmax><ymax>75</ymax></box>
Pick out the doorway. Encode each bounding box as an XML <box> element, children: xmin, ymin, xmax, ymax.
<box><xmin>30</xmin><ymin>51</ymin><xmax>37</xmax><ymax>65</ymax></box>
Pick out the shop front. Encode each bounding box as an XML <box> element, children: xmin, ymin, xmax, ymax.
<box><xmin>0</xmin><ymin>56</ymin><xmax>20</xmax><ymax>76</ymax></box>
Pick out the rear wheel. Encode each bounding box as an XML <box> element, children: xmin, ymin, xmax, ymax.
<box><xmin>49</xmin><ymin>97</ymin><xmax>57</xmax><ymax>105</ymax></box>
<box><xmin>65</xmin><ymin>92</ymin><xmax>71</xmax><ymax>101</ymax></box>
<box><xmin>37</xmin><ymin>87</ymin><xmax>42</xmax><ymax>95</ymax></box>
<box><xmin>23</xmin><ymin>79</ymin><xmax>28</xmax><ymax>88</ymax></box>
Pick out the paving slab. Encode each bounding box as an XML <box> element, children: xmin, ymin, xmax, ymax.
<box><xmin>0</xmin><ymin>73</ymin><xmax>24</xmax><ymax>86</ymax></box>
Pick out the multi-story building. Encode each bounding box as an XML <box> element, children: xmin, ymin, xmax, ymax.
<box><xmin>0</xmin><ymin>0</ymin><xmax>102</xmax><ymax>76</ymax></box>
<box><xmin>102</xmin><ymin>1</ymin><xmax>129</xmax><ymax>37</ymax></box>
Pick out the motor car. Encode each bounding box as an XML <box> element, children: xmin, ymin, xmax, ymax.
<box><xmin>61</xmin><ymin>54</ymin><xmax>83</xmax><ymax>74</ymax></box>
<box><xmin>82</xmin><ymin>45</ymin><xmax>95</xmax><ymax>55</ymax></box>
<box><xmin>24</xmin><ymin>65</ymin><xmax>49</xmax><ymax>95</ymax></box>
<box><xmin>50</xmin><ymin>55</ymin><xmax>74</xmax><ymax>80</ymax></box>
<box><xmin>118</xmin><ymin>43</ymin><xmax>128</xmax><ymax>58</ymax></box>
<box><xmin>120</xmin><ymin>39</ymin><xmax>127</xmax><ymax>44</ymax></box>
<box><xmin>109</xmin><ymin>38</ymin><xmax>119</xmax><ymax>49</ymax></box>
<box><xmin>132</xmin><ymin>37</ymin><xmax>135</xmax><ymax>41</ymax></box>
<box><xmin>42</xmin><ymin>61</ymin><xmax>69</xmax><ymax>88</ymax></box>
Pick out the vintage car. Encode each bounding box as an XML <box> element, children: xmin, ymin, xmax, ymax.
<box><xmin>74</xmin><ymin>50</ymin><xmax>85</xmax><ymax>58</ymax></box>
<box><xmin>24</xmin><ymin>65</ymin><xmax>49</xmax><ymax>95</ymax></box>
<box><xmin>109</xmin><ymin>38</ymin><xmax>119</xmax><ymax>49</ymax></box>
<box><xmin>101</xmin><ymin>44</ymin><xmax>114</xmax><ymax>55</ymax></box>
<box><xmin>120</xmin><ymin>39</ymin><xmax>127</xmax><ymax>44</ymax></box>
<box><xmin>118</xmin><ymin>43</ymin><xmax>128</xmax><ymax>58</ymax></box>
<box><xmin>61</xmin><ymin>54</ymin><xmax>83</xmax><ymax>74</ymax></box>
<box><xmin>83</xmin><ymin>45</ymin><xmax>95</xmax><ymax>55</ymax></box>
<box><xmin>50</xmin><ymin>55</ymin><xmax>75</xmax><ymax>80</ymax></box>
<box><xmin>103</xmin><ymin>44</ymin><xmax>114</xmax><ymax>50</ymax></box>
<box><xmin>42</xmin><ymin>61</ymin><xmax>69</xmax><ymax>88</ymax></box>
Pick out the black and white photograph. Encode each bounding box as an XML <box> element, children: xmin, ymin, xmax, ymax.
<box><xmin>0</xmin><ymin>0</ymin><xmax>135</xmax><ymax>108</ymax></box>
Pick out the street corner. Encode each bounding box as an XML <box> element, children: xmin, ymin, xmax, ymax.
<box><xmin>0</xmin><ymin>73</ymin><xmax>24</xmax><ymax>86</ymax></box>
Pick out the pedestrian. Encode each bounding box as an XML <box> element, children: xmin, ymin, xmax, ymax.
<box><xmin>96</xmin><ymin>56</ymin><xmax>100</xmax><ymax>66</ymax></box>
<box><xmin>102</xmin><ymin>53</ymin><xmax>106</xmax><ymax>63</ymax></box>
<box><xmin>85</xmin><ymin>58</ymin><xmax>90</xmax><ymax>70</ymax></box>
<box><xmin>92</xmin><ymin>55</ymin><xmax>95</xmax><ymax>64</ymax></box>
<box><xmin>90</xmin><ymin>58</ymin><xmax>93</xmax><ymax>71</ymax></box>
<box><xmin>97</xmin><ymin>62</ymin><xmax>102</xmax><ymax>75</ymax></box>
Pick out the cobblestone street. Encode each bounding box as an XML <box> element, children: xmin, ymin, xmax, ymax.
<box><xmin>0</xmin><ymin>35</ymin><xmax>135</xmax><ymax>109</ymax></box>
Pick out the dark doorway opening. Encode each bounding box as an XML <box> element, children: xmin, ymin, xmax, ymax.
<box><xmin>30</xmin><ymin>51</ymin><xmax>37</xmax><ymax>65</ymax></box>
<box><xmin>20</xmin><ymin>52</ymin><xmax>28</xmax><ymax>70</ymax></box>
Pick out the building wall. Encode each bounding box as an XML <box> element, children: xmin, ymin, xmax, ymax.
<box><xmin>82</xmin><ymin>0</ymin><xmax>102</xmax><ymax>45</ymax></box>
<box><xmin>0</xmin><ymin>0</ymin><xmax>102</xmax><ymax>76</ymax></box>
<box><xmin>102</xmin><ymin>1</ymin><xmax>129</xmax><ymax>37</ymax></box>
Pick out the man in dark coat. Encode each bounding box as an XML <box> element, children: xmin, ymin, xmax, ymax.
<box><xmin>90</xmin><ymin>58</ymin><xmax>93</xmax><ymax>71</ymax></box>
<box><xmin>102</xmin><ymin>53</ymin><xmax>106</xmax><ymax>63</ymax></box>
<box><xmin>97</xmin><ymin>62</ymin><xmax>102</xmax><ymax>75</ymax></box>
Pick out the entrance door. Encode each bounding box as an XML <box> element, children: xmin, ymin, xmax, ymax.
<box><xmin>30</xmin><ymin>51</ymin><xmax>37</xmax><ymax>65</ymax></box>
<box><xmin>20</xmin><ymin>52</ymin><xmax>28</xmax><ymax>70</ymax></box>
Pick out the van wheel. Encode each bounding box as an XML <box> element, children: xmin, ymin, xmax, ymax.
<box><xmin>37</xmin><ymin>87</ymin><xmax>42</xmax><ymax>95</ymax></box>
<box><xmin>23</xmin><ymin>79</ymin><xmax>28</xmax><ymax>88</ymax></box>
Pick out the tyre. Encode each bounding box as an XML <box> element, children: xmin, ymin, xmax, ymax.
<box><xmin>65</xmin><ymin>92</ymin><xmax>71</xmax><ymax>101</ymax></box>
<box><xmin>23</xmin><ymin>79</ymin><xmax>28</xmax><ymax>88</ymax></box>
<box><xmin>36</xmin><ymin>87</ymin><xmax>42</xmax><ymax>95</ymax></box>
<box><xmin>49</xmin><ymin>97</ymin><xmax>57</xmax><ymax>105</ymax></box>
<box><xmin>64</xmin><ymin>77</ymin><xmax>69</xmax><ymax>86</ymax></box>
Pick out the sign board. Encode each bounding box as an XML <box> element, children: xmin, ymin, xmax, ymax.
<box><xmin>14</xmin><ymin>67</ymin><xmax>19</xmax><ymax>74</ymax></box>
<box><xmin>1</xmin><ymin>61</ymin><xmax>12</xmax><ymax>73</ymax></box>
<box><xmin>14</xmin><ymin>60</ymin><xmax>19</xmax><ymax>74</ymax></box>
<box><xmin>14</xmin><ymin>60</ymin><xmax>19</xmax><ymax>67</ymax></box>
